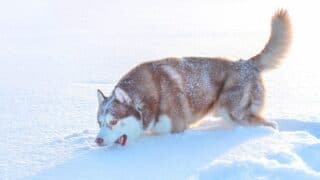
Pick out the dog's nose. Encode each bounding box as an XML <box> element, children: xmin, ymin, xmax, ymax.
<box><xmin>95</xmin><ymin>137</ymin><xmax>104</xmax><ymax>145</ymax></box>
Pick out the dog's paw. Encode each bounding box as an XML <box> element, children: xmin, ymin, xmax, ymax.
<box><xmin>265</xmin><ymin>121</ymin><xmax>278</xmax><ymax>130</ymax></box>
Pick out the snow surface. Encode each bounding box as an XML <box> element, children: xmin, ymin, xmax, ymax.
<box><xmin>1</xmin><ymin>0</ymin><xmax>320</xmax><ymax>179</ymax></box>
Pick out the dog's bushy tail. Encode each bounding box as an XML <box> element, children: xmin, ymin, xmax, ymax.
<box><xmin>250</xmin><ymin>9</ymin><xmax>292</xmax><ymax>71</ymax></box>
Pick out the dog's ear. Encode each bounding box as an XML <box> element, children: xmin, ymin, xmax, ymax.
<box><xmin>115</xmin><ymin>87</ymin><xmax>132</xmax><ymax>104</ymax></box>
<box><xmin>97</xmin><ymin>89</ymin><xmax>106</xmax><ymax>105</ymax></box>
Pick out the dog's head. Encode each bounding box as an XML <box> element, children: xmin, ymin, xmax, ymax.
<box><xmin>95</xmin><ymin>88</ymin><xmax>142</xmax><ymax>146</ymax></box>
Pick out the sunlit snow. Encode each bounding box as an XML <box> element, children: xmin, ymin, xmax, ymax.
<box><xmin>0</xmin><ymin>0</ymin><xmax>319</xmax><ymax>179</ymax></box>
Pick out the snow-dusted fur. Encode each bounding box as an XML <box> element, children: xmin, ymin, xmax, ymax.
<box><xmin>96</xmin><ymin>10</ymin><xmax>292</xmax><ymax>146</ymax></box>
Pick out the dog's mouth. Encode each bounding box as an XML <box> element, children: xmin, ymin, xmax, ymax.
<box><xmin>115</xmin><ymin>134</ymin><xmax>127</xmax><ymax>146</ymax></box>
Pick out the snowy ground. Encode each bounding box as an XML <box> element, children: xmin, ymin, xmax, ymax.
<box><xmin>1</xmin><ymin>0</ymin><xmax>320</xmax><ymax>179</ymax></box>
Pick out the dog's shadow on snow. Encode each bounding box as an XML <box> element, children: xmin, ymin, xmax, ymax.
<box><xmin>30</xmin><ymin>118</ymin><xmax>320</xmax><ymax>180</ymax></box>
<box><xmin>276</xmin><ymin>119</ymin><xmax>320</xmax><ymax>138</ymax></box>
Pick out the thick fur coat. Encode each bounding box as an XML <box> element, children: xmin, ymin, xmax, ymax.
<box><xmin>95</xmin><ymin>10</ymin><xmax>292</xmax><ymax>146</ymax></box>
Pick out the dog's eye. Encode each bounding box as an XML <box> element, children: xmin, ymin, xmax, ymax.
<box><xmin>109</xmin><ymin>119</ymin><xmax>118</xmax><ymax>126</ymax></box>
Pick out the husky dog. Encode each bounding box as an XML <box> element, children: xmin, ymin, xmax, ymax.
<box><xmin>95</xmin><ymin>10</ymin><xmax>291</xmax><ymax>146</ymax></box>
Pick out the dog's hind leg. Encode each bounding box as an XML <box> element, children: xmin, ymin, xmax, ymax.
<box><xmin>247</xmin><ymin>85</ymin><xmax>278</xmax><ymax>129</ymax></box>
<box><xmin>218</xmin><ymin>88</ymin><xmax>277</xmax><ymax>129</ymax></box>
<box><xmin>248</xmin><ymin>114</ymin><xmax>278</xmax><ymax>129</ymax></box>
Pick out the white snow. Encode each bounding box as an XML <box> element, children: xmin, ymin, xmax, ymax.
<box><xmin>152</xmin><ymin>115</ymin><xmax>172</xmax><ymax>134</ymax></box>
<box><xmin>1</xmin><ymin>0</ymin><xmax>320</xmax><ymax>179</ymax></box>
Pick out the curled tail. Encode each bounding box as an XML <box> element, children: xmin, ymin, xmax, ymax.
<box><xmin>250</xmin><ymin>9</ymin><xmax>292</xmax><ymax>71</ymax></box>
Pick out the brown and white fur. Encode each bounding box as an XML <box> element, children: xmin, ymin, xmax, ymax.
<box><xmin>95</xmin><ymin>10</ymin><xmax>292</xmax><ymax>146</ymax></box>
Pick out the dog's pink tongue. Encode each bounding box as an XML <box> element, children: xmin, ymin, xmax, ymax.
<box><xmin>117</xmin><ymin>134</ymin><xmax>127</xmax><ymax>146</ymax></box>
